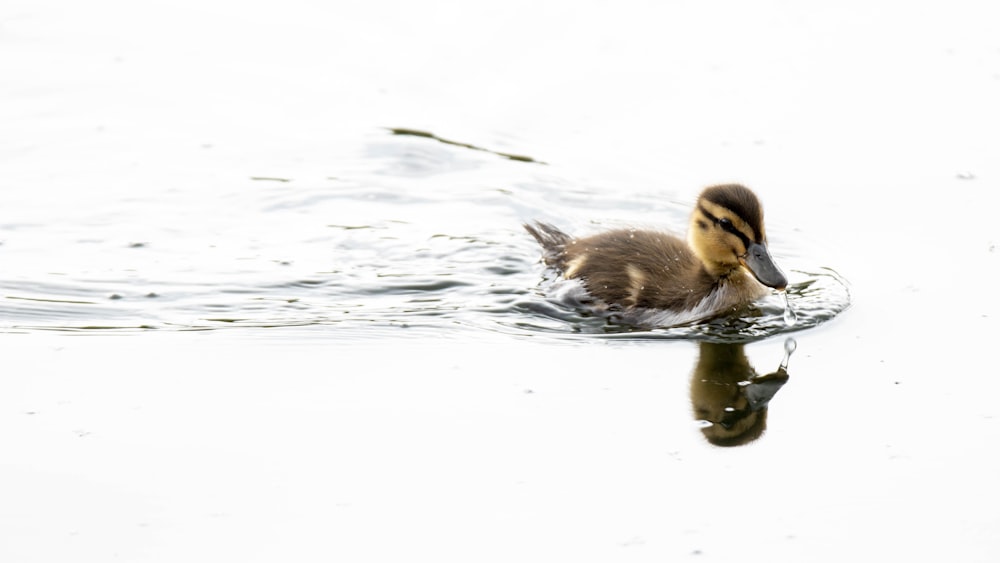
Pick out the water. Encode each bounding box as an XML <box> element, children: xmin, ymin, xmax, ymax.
<box><xmin>4</xmin><ymin>1</ymin><xmax>1000</xmax><ymax>562</ymax></box>
<box><xmin>781</xmin><ymin>337</ymin><xmax>797</xmax><ymax>369</ymax></box>
<box><xmin>782</xmin><ymin>291</ymin><xmax>798</xmax><ymax>326</ymax></box>
<box><xmin>0</xmin><ymin>129</ymin><xmax>849</xmax><ymax>340</ymax></box>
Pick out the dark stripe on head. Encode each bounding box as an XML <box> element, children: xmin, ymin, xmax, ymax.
<box><xmin>698</xmin><ymin>204</ymin><xmax>751</xmax><ymax>250</ymax></box>
<box><xmin>700</xmin><ymin>184</ymin><xmax>764</xmax><ymax>241</ymax></box>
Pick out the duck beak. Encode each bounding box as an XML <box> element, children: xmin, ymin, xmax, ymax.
<box><xmin>740</xmin><ymin>242</ymin><xmax>787</xmax><ymax>290</ymax></box>
<box><xmin>745</xmin><ymin>368</ymin><xmax>790</xmax><ymax>411</ymax></box>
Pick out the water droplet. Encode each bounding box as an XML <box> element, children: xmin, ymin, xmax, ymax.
<box><xmin>782</xmin><ymin>291</ymin><xmax>797</xmax><ymax>326</ymax></box>
<box><xmin>780</xmin><ymin>337</ymin><xmax>797</xmax><ymax>371</ymax></box>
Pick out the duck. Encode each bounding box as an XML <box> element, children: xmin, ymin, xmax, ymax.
<box><xmin>524</xmin><ymin>184</ymin><xmax>787</xmax><ymax>327</ymax></box>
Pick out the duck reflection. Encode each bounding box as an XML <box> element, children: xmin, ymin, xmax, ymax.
<box><xmin>691</xmin><ymin>338</ymin><xmax>795</xmax><ymax>447</ymax></box>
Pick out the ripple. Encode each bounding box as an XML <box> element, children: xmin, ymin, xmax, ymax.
<box><xmin>507</xmin><ymin>266</ymin><xmax>851</xmax><ymax>343</ymax></box>
<box><xmin>386</xmin><ymin>128</ymin><xmax>547</xmax><ymax>165</ymax></box>
<box><xmin>1</xmin><ymin>128</ymin><xmax>851</xmax><ymax>341</ymax></box>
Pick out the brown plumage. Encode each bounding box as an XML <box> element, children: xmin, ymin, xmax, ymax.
<box><xmin>524</xmin><ymin>184</ymin><xmax>786</xmax><ymax>327</ymax></box>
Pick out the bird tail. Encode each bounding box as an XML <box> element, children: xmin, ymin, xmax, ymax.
<box><xmin>523</xmin><ymin>221</ymin><xmax>572</xmax><ymax>269</ymax></box>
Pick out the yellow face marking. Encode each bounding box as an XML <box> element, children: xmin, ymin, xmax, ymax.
<box><xmin>688</xmin><ymin>203</ymin><xmax>754</xmax><ymax>275</ymax></box>
<box><xmin>698</xmin><ymin>199</ymin><xmax>759</xmax><ymax>243</ymax></box>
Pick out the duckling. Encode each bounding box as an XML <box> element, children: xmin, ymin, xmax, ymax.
<box><xmin>524</xmin><ymin>184</ymin><xmax>787</xmax><ymax>327</ymax></box>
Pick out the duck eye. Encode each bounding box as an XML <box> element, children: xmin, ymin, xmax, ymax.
<box><xmin>719</xmin><ymin>218</ymin><xmax>732</xmax><ymax>228</ymax></box>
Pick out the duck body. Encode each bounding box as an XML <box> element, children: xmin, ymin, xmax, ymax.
<box><xmin>525</xmin><ymin>184</ymin><xmax>787</xmax><ymax>327</ymax></box>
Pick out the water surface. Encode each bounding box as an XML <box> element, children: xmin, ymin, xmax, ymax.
<box><xmin>3</xmin><ymin>1</ymin><xmax>999</xmax><ymax>562</ymax></box>
<box><xmin>1</xmin><ymin>128</ymin><xmax>850</xmax><ymax>341</ymax></box>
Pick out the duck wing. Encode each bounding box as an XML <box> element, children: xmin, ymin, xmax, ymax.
<box><xmin>560</xmin><ymin>229</ymin><xmax>714</xmax><ymax>311</ymax></box>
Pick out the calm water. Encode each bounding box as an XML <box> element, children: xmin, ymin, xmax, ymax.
<box><xmin>3</xmin><ymin>1</ymin><xmax>1000</xmax><ymax>561</ymax></box>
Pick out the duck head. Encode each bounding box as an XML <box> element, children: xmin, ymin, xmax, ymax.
<box><xmin>687</xmin><ymin>184</ymin><xmax>787</xmax><ymax>290</ymax></box>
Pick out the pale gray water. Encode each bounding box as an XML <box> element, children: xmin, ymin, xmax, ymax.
<box><xmin>3</xmin><ymin>1</ymin><xmax>1000</xmax><ymax>561</ymax></box>
<box><xmin>0</xmin><ymin>126</ymin><xmax>850</xmax><ymax>339</ymax></box>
